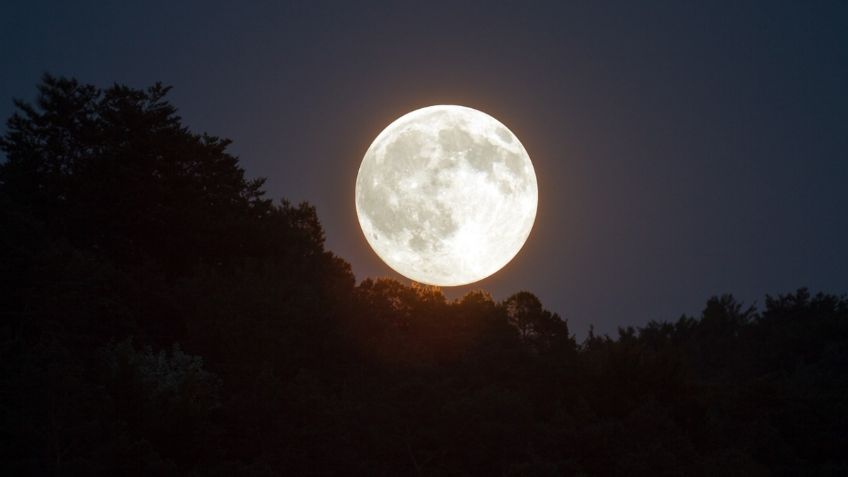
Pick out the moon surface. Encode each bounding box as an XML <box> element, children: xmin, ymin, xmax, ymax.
<box><xmin>355</xmin><ymin>105</ymin><xmax>538</xmax><ymax>286</ymax></box>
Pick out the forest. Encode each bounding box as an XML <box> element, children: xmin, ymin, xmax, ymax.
<box><xmin>2</xmin><ymin>76</ymin><xmax>847</xmax><ymax>476</ymax></box>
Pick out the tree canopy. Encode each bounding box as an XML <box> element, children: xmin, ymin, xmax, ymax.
<box><xmin>2</xmin><ymin>76</ymin><xmax>846</xmax><ymax>476</ymax></box>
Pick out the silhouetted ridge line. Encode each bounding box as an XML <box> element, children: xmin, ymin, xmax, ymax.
<box><xmin>2</xmin><ymin>76</ymin><xmax>845</xmax><ymax>475</ymax></box>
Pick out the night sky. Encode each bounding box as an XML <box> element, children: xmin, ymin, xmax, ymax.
<box><xmin>2</xmin><ymin>1</ymin><xmax>846</xmax><ymax>337</ymax></box>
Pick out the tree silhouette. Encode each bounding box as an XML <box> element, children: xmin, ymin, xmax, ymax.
<box><xmin>504</xmin><ymin>291</ymin><xmax>574</xmax><ymax>353</ymax></box>
<box><xmin>0</xmin><ymin>74</ymin><xmax>276</xmax><ymax>275</ymax></box>
<box><xmin>2</xmin><ymin>76</ymin><xmax>847</xmax><ymax>475</ymax></box>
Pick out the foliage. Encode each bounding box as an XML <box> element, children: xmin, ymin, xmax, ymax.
<box><xmin>2</xmin><ymin>76</ymin><xmax>847</xmax><ymax>475</ymax></box>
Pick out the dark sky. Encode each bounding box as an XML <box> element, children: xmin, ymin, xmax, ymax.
<box><xmin>3</xmin><ymin>1</ymin><xmax>847</xmax><ymax>336</ymax></box>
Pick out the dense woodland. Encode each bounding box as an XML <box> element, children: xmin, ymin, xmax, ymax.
<box><xmin>2</xmin><ymin>76</ymin><xmax>847</xmax><ymax>476</ymax></box>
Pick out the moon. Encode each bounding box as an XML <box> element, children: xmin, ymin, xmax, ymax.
<box><xmin>355</xmin><ymin>105</ymin><xmax>538</xmax><ymax>286</ymax></box>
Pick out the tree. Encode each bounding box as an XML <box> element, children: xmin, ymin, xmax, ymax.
<box><xmin>502</xmin><ymin>291</ymin><xmax>574</xmax><ymax>353</ymax></box>
<box><xmin>3</xmin><ymin>75</ymin><xmax>848</xmax><ymax>475</ymax></box>
<box><xmin>0</xmin><ymin>74</ymin><xmax>272</xmax><ymax>274</ymax></box>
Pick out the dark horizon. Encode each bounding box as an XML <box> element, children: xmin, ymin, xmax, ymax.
<box><xmin>2</xmin><ymin>76</ymin><xmax>846</xmax><ymax>475</ymax></box>
<box><xmin>3</xmin><ymin>2</ymin><xmax>847</xmax><ymax>336</ymax></box>
<box><xmin>3</xmin><ymin>3</ymin><xmax>848</xmax><ymax>474</ymax></box>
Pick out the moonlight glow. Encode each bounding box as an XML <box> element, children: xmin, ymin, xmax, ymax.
<box><xmin>355</xmin><ymin>105</ymin><xmax>538</xmax><ymax>286</ymax></box>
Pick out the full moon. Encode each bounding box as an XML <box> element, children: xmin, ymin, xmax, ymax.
<box><xmin>355</xmin><ymin>105</ymin><xmax>538</xmax><ymax>286</ymax></box>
